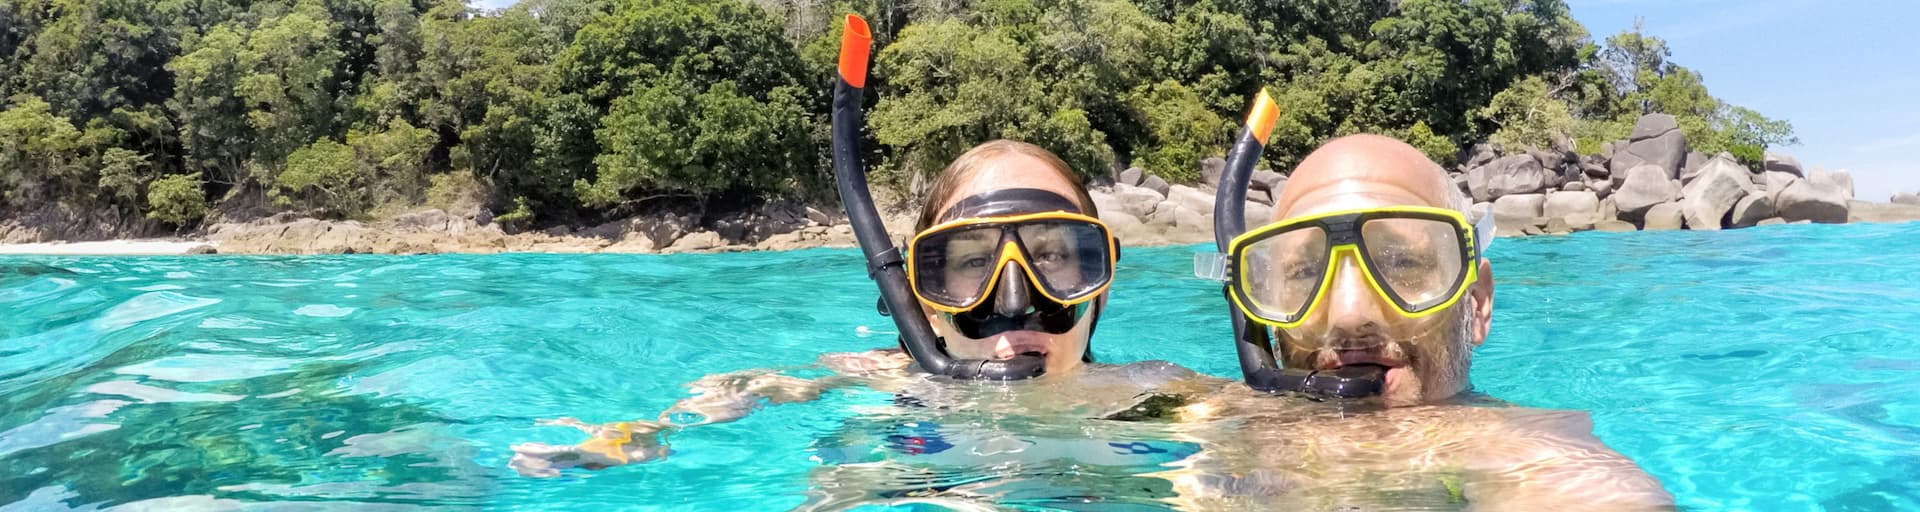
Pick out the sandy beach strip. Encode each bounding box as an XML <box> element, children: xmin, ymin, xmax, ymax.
<box><xmin>0</xmin><ymin>240</ymin><xmax>216</xmax><ymax>256</ymax></box>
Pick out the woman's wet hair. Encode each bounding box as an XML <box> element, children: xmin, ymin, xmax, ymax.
<box><xmin>915</xmin><ymin>140</ymin><xmax>1099</xmax><ymax>231</ymax></box>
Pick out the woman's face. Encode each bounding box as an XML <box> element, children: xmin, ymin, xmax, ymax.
<box><xmin>922</xmin><ymin>153</ymin><xmax>1101</xmax><ymax>375</ymax></box>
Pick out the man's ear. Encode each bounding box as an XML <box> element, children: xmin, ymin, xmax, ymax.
<box><xmin>1468</xmin><ymin>259</ymin><xmax>1494</xmax><ymax>347</ymax></box>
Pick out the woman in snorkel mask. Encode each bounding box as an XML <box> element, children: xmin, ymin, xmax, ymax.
<box><xmin>506</xmin><ymin>19</ymin><xmax>1204</xmax><ymax>477</ymax></box>
<box><xmin>506</xmin><ymin>140</ymin><xmax>1198</xmax><ymax>479</ymax></box>
<box><xmin>903</xmin><ymin>140</ymin><xmax>1113</xmax><ymax>375</ymax></box>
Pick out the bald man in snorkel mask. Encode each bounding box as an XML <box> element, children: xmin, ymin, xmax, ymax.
<box><xmin>1247</xmin><ymin>134</ymin><xmax>1492</xmax><ymax>408</ymax></box>
<box><xmin>1169</xmin><ymin>133</ymin><xmax>1674</xmax><ymax>510</ymax></box>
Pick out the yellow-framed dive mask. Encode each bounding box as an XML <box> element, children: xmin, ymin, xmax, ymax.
<box><xmin>1198</xmin><ymin>205</ymin><xmax>1493</xmax><ymax>329</ymax></box>
<box><xmin>907</xmin><ymin>211</ymin><xmax>1118</xmax><ymax>314</ymax></box>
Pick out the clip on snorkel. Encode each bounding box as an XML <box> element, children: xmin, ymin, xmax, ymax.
<box><xmin>831</xmin><ymin>14</ymin><xmax>1045</xmax><ymax>380</ymax></box>
<box><xmin>1204</xmin><ymin>90</ymin><xmax>1385</xmax><ymax>400</ymax></box>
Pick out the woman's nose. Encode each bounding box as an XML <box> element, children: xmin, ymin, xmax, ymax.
<box><xmin>994</xmin><ymin>264</ymin><xmax>1033</xmax><ymax>316</ymax></box>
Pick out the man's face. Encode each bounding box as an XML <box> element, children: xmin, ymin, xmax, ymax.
<box><xmin>1265</xmin><ymin>135</ymin><xmax>1493</xmax><ymax>406</ymax></box>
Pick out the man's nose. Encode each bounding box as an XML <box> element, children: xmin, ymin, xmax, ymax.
<box><xmin>1318</xmin><ymin>253</ymin><xmax>1388</xmax><ymax>342</ymax></box>
<box><xmin>994</xmin><ymin>263</ymin><xmax>1033</xmax><ymax>316</ymax></box>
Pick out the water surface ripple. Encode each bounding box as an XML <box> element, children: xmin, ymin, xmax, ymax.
<box><xmin>2</xmin><ymin>222</ymin><xmax>1917</xmax><ymax>510</ymax></box>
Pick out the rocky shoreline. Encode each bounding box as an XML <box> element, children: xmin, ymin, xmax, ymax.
<box><xmin>7</xmin><ymin>114</ymin><xmax>1920</xmax><ymax>256</ymax></box>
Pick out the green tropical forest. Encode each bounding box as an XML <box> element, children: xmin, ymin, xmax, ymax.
<box><xmin>0</xmin><ymin>0</ymin><xmax>1794</xmax><ymax>236</ymax></box>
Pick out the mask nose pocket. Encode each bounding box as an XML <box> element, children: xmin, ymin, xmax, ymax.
<box><xmin>993</xmin><ymin>263</ymin><xmax>1032</xmax><ymax>316</ymax></box>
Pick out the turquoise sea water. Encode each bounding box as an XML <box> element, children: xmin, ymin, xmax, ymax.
<box><xmin>2</xmin><ymin>221</ymin><xmax>1918</xmax><ymax>510</ymax></box>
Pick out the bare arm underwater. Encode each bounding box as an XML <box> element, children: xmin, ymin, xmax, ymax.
<box><xmin>507</xmin><ymin>350</ymin><xmax>911</xmax><ymax>477</ymax></box>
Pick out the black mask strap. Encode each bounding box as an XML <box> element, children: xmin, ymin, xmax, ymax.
<box><xmin>939</xmin><ymin>189</ymin><xmax>1080</xmax><ymax>222</ymax></box>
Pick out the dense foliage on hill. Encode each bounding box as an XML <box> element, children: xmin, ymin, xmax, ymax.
<box><xmin>0</xmin><ymin>0</ymin><xmax>1793</xmax><ymax>230</ymax></box>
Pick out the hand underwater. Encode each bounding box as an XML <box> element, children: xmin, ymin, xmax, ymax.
<box><xmin>508</xmin><ymin>417</ymin><xmax>671</xmax><ymax>478</ymax></box>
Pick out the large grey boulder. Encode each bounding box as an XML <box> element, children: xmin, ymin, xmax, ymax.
<box><xmin>1468</xmin><ymin>154</ymin><xmax>1556</xmax><ymax>202</ymax></box>
<box><xmin>1174</xmin><ymin>205</ymin><xmax>1210</xmax><ymax>231</ymax></box>
<box><xmin>1610</xmin><ymin>114</ymin><xmax>1688</xmax><ymax>178</ymax></box>
<box><xmin>1492</xmin><ymin>193</ymin><xmax>1548</xmax><ymax>222</ymax></box>
<box><xmin>1140</xmin><ymin>175</ymin><xmax>1170</xmax><ymax>197</ymax></box>
<box><xmin>1643</xmin><ymin>203</ymin><xmax>1685</xmax><ymax>230</ymax></box>
<box><xmin>1089</xmin><ymin>189</ymin><xmax>1123</xmax><ymax>217</ymax></box>
<box><xmin>1167</xmin><ymin>184</ymin><xmax>1214</xmax><ymax>217</ymax></box>
<box><xmin>1729</xmin><ymin>194</ymin><xmax>1776</xmax><ymax>228</ymax></box>
<box><xmin>1630</xmin><ymin>113</ymin><xmax>1680</xmax><ymax>139</ymax></box>
<box><xmin>1893</xmin><ymin>192</ymin><xmax>1920</xmax><ymax>206</ymax></box>
<box><xmin>1108</xmin><ymin>184</ymin><xmax>1165</xmax><ymax>219</ymax></box>
<box><xmin>1677</xmin><ymin>158</ymin><xmax>1757</xmax><ymax>230</ymax></box>
<box><xmin>1680</xmin><ymin>151</ymin><xmax>1710</xmax><ymax>184</ymax></box>
<box><xmin>1759</xmin><ymin>171</ymin><xmax>1798</xmax><ymax>199</ymax></box>
<box><xmin>1848</xmin><ymin>200</ymin><xmax>1920</xmax><ymax>224</ymax></box>
<box><xmin>1613</xmin><ymin>165</ymin><xmax>1681</xmax><ymax>221</ymax></box>
<box><xmin>1470</xmin><ymin>202</ymin><xmax>1493</xmax><ymax>224</ymax></box>
<box><xmin>1200</xmin><ymin>157</ymin><xmax>1227</xmax><ymax>188</ymax></box>
<box><xmin>1099</xmin><ymin>209</ymin><xmax>1155</xmax><ymax>242</ymax></box>
<box><xmin>1776</xmin><ymin>179</ymin><xmax>1850</xmax><ymax>224</ymax></box>
<box><xmin>1118</xmin><ymin>167</ymin><xmax>1146</xmax><ymax>187</ymax></box>
<box><xmin>668</xmin><ymin>231</ymin><xmax>725</xmax><ymax>252</ymax></box>
<box><xmin>1249</xmin><ymin>170</ymin><xmax>1287</xmax><ymax>192</ymax></box>
<box><xmin>1582</xmin><ymin>161</ymin><xmax>1610</xmax><ymax>179</ymax></box>
<box><xmin>1458</xmin><ymin>143</ymin><xmax>1497</xmax><ymax>170</ymax></box>
<box><xmin>1595</xmin><ymin>220</ymin><xmax>1637</xmax><ymax>232</ymax></box>
<box><xmin>1148</xmin><ymin>200</ymin><xmax>1179</xmax><ymax>227</ymax></box>
<box><xmin>1809</xmin><ymin>168</ymin><xmax>1856</xmax><ymax>199</ymax></box>
<box><xmin>1543</xmin><ymin>191</ymin><xmax>1601</xmax><ymax>224</ymax></box>
<box><xmin>1764</xmin><ymin>151</ymin><xmax>1804</xmax><ymax>177</ymax></box>
<box><xmin>1244</xmin><ymin>201</ymin><xmax>1275</xmax><ymax>226</ymax></box>
<box><xmin>1528</xmin><ymin>149</ymin><xmax>1566</xmax><ymax>168</ymax></box>
<box><xmin>1589</xmin><ymin>176</ymin><xmax>1614</xmax><ymax>200</ymax></box>
<box><xmin>1248</xmin><ymin>188</ymin><xmax>1274</xmax><ymax>206</ymax></box>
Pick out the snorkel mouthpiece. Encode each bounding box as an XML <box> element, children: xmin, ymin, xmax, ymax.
<box><xmin>831</xmin><ymin>13</ymin><xmax>1043</xmax><ymax>380</ymax></box>
<box><xmin>1212</xmin><ymin>89</ymin><xmax>1385</xmax><ymax>400</ymax></box>
<box><xmin>1249</xmin><ymin>364</ymin><xmax>1386</xmax><ymax>400</ymax></box>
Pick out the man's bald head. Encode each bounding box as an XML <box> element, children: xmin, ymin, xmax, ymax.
<box><xmin>1272</xmin><ymin>134</ymin><xmax>1463</xmax><ymax>220</ymax></box>
<box><xmin>1259</xmin><ymin>134</ymin><xmax>1492</xmax><ymax>407</ymax></box>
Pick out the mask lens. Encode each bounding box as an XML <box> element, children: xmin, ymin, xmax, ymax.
<box><xmin>1360</xmin><ymin>217</ymin><xmax>1465</xmax><ymax>311</ymax></box>
<box><xmin>1013</xmin><ymin>220</ymin><xmax>1112</xmax><ymax>302</ymax></box>
<box><xmin>1240</xmin><ymin>226</ymin><xmax>1329</xmax><ymax>322</ymax></box>
<box><xmin>912</xmin><ymin>225</ymin><xmax>1005</xmax><ymax>308</ymax></box>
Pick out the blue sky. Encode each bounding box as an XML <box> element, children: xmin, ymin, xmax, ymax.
<box><xmin>1568</xmin><ymin>0</ymin><xmax>1920</xmax><ymax>200</ymax></box>
<box><xmin>468</xmin><ymin>0</ymin><xmax>1920</xmax><ymax>199</ymax></box>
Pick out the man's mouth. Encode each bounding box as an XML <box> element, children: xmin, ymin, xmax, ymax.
<box><xmin>1315</xmin><ymin>348</ymin><xmax>1407</xmax><ymax>371</ymax></box>
<box><xmin>1314</xmin><ymin>347</ymin><xmax>1411</xmax><ymax>398</ymax></box>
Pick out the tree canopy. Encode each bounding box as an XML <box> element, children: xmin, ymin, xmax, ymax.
<box><xmin>0</xmin><ymin>0</ymin><xmax>1792</xmax><ymax>231</ymax></box>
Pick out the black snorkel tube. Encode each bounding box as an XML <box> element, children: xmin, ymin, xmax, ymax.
<box><xmin>831</xmin><ymin>14</ymin><xmax>1045</xmax><ymax>380</ymax></box>
<box><xmin>1214</xmin><ymin>90</ymin><xmax>1385</xmax><ymax>399</ymax></box>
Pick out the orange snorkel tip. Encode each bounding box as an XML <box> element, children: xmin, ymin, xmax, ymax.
<box><xmin>838</xmin><ymin>14</ymin><xmax>872</xmax><ymax>89</ymax></box>
<box><xmin>1247</xmin><ymin>88</ymin><xmax>1279</xmax><ymax>146</ymax></box>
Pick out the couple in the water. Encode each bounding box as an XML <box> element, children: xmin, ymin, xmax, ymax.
<box><xmin>509</xmin><ymin>14</ymin><xmax>1675</xmax><ymax>510</ymax></box>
